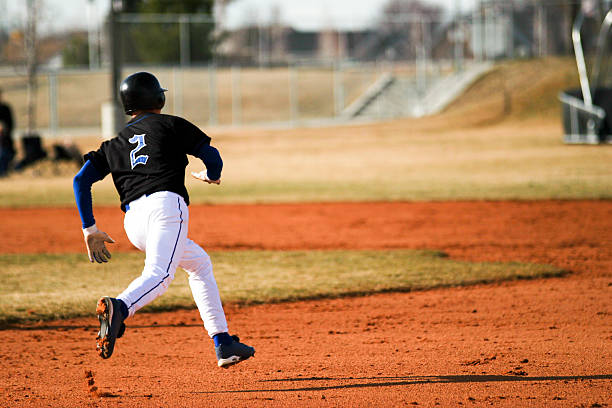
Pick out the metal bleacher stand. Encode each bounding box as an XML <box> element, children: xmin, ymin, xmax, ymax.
<box><xmin>559</xmin><ymin>6</ymin><xmax>612</xmax><ymax>144</ymax></box>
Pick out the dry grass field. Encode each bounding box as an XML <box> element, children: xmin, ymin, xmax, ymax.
<box><xmin>0</xmin><ymin>116</ymin><xmax>609</xmax><ymax>208</ymax></box>
<box><xmin>0</xmin><ymin>58</ymin><xmax>609</xmax><ymax>207</ymax></box>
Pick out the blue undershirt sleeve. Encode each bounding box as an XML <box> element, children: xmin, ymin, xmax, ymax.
<box><xmin>73</xmin><ymin>160</ymin><xmax>104</xmax><ymax>229</ymax></box>
<box><xmin>194</xmin><ymin>144</ymin><xmax>223</xmax><ymax>181</ymax></box>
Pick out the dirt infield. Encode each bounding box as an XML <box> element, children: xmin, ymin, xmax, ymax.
<box><xmin>1</xmin><ymin>200</ymin><xmax>611</xmax><ymax>407</ymax></box>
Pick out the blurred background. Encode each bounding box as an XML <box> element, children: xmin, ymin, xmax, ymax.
<box><xmin>0</xmin><ymin>0</ymin><xmax>610</xmax><ymax>138</ymax></box>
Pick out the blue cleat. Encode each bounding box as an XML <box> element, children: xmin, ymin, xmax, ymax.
<box><xmin>95</xmin><ymin>296</ymin><xmax>126</xmax><ymax>359</ymax></box>
<box><xmin>215</xmin><ymin>335</ymin><xmax>255</xmax><ymax>368</ymax></box>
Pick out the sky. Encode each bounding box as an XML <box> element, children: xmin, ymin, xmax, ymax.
<box><xmin>3</xmin><ymin>0</ymin><xmax>478</xmax><ymax>33</ymax></box>
<box><xmin>223</xmin><ymin>0</ymin><xmax>477</xmax><ymax>30</ymax></box>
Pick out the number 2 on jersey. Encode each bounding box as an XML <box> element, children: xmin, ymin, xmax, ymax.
<box><xmin>129</xmin><ymin>134</ymin><xmax>149</xmax><ymax>169</ymax></box>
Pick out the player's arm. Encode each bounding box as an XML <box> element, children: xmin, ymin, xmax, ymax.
<box><xmin>175</xmin><ymin>116</ymin><xmax>222</xmax><ymax>184</ymax></box>
<box><xmin>73</xmin><ymin>160</ymin><xmax>114</xmax><ymax>263</ymax></box>
<box><xmin>191</xmin><ymin>144</ymin><xmax>223</xmax><ymax>185</ymax></box>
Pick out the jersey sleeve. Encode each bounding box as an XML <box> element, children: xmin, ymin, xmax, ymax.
<box><xmin>194</xmin><ymin>144</ymin><xmax>223</xmax><ymax>181</ymax></box>
<box><xmin>174</xmin><ymin>116</ymin><xmax>211</xmax><ymax>155</ymax></box>
<box><xmin>73</xmin><ymin>160</ymin><xmax>104</xmax><ymax>228</ymax></box>
<box><xmin>83</xmin><ymin>144</ymin><xmax>111</xmax><ymax>178</ymax></box>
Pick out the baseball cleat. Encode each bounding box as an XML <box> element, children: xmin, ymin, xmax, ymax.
<box><xmin>215</xmin><ymin>335</ymin><xmax>255</xmax><ymax>368</ymax></box>
<box><xmin>96</xmin><ymin>297</ymin><xmax>126</xmax><ymax>359</ymax></box>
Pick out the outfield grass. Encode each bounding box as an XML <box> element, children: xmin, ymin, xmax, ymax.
<box><xmin>0</xmin><ymin>117</ymin><xmax>610</xmax><ymax>208</ymax></box>
<box><xmin>0</xmin><ymin>250</ymin><xmax>565</xmax><ymax>326</ymax></box>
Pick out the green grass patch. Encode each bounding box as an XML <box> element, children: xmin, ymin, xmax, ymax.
<box><xmin>0</xmin><ymin>250</ymin><xmax>566</xmax><ymax>326</ymax></box>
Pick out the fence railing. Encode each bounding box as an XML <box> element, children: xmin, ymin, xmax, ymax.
<box><xmin>0</xmin><ymin>63</ymin><xmax>391</xmax><ymax>136</ymax></box>
<box><xmin>0</xmin><ymin>0</ymin><xmax>609</xmax><ymax>137</ymax></box>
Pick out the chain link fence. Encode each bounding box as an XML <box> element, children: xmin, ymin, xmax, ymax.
<box><xmin>0</xmin><ymin>0</ymin><xmax>610</xmax><ymax>136</ymax></box>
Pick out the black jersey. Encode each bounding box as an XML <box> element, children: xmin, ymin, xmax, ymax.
<box><xmin>85</xmin><ymin>113</ymin><xmax>210</xmax><ymax>211</ymax></box>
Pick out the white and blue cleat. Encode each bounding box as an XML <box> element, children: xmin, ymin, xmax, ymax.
<box><xmin>215</xmin><ymin>335</ymin><xmax>255</xmax><ymax>368</ymax></box>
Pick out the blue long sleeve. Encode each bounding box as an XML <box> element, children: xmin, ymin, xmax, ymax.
<box><xmin>195</xmin><ymin>144</ymin><xmax>223</xmax><ymax>181</ymax></box>
<box><xmin>73</xmin><ymin>160</ymin><xmax>103</xmax><ymax>229</ymax></box>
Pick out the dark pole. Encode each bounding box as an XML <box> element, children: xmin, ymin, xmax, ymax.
<box><xmin>25</xmin><ymin>0</ymin><xmax>38</xmax><ymax>135</ymax></box>
<box><xmin>109</xmin><ymin>0</ymin><xmax>123</xmax><ymax>132</ymax></box>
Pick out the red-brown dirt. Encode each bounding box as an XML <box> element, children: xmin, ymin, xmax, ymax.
<box><xmin>1</xmin><ymin>200</ymin><xmax>611</xmax><ymax>407</ymax></box>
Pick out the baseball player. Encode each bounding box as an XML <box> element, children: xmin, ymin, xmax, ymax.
<box><xmin>72</xmin><ymin>71</ymin><xmax>255</xmax><ymax>367</ymax></box>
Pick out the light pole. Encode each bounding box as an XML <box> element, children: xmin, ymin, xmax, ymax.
<box><xmin>109</xmin><ymin>0</ymin><xmax>124</xmax><ymax>133</ymax></box>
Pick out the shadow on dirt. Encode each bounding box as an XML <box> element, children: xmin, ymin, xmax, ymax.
<box><xmin>0</xmin><ymin>322</ymin><xmax>201</xmax><ymax>331</ymax></box>
<box><xmin>194</xmin><ymin>374</ymin><xmax>612</xmax><ymax>393</ymax></box>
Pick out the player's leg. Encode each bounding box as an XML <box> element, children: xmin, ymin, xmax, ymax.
<box><xmin>122</xmin><ymin>195</ymin><xmax>148</xmax><ymax>252</ymax></box>
<box><xmin>97</xmin><ymin>192</ymin><xmax>189</xmax><ymax>358</ymax></box>
<box><xmin>179</xmin><ymin>239</ymin><xmax>228</xmax><ymax>335</ymax></box>
<box><xmin>118</xmin><ymin>192</ymin><xmax>189</xmax><ymax>317</ymax></box>
<box><xmin>179</xmin><ymin>239</ymin><xmax>255</xmax><ymax>367</ymax></box>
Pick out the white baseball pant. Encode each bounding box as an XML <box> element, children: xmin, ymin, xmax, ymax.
<box><xmin>117</xmin><ymin>191</ymin><xmax>228</xmax><ymax>337</ymax></box>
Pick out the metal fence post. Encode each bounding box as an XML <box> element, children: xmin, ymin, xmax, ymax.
<box><xmin>179</xmin><ymin>15</ymin><xmax>190</xmax><ymax>67</ymax></box>
<box><xmin>48</xmin><ymin>72</ymin><xmax>58</xmax><ymax>136</ymax></box>
<box><xmin>507</xmin><ymin>3</ymin><xmax>514</xmax><ymax>59</ymax></box>
<box><xmin>473</xmin><ymin>5</ymin><xmax>484</xmax><ymax>62</ymax></box>
<box><xmin>208</xmin><ymin>63</ymin><xmax>218</xmax><ymax>125</ymax></box>
<box><xmin>416</xmin><ymin>21</ymin><xmax>427</xmax><ymax>96</ymax></box>
<box><xmin>172</xmin><ymin>67</ymin><xmax>183</xmax><ymax>116</ymax></box>
<box><xmin>86</xmin><ymin>0</ymin><xmax>99</xmax><ymax>69</ymax></box>
<box><xmin>333</xmin><ymin>62</ymin><xmax>345</xmax><ymax>117</ymax></box>
<box><xmin>231</xmin><ymin>66</ymin><xmax>242</xmax><ymax>125</ymax></box>
<box><xmin>289</xmin><ymin>64</ymin><xmax>299</xmax><ymax>124</ymax></box>
<box><xmin>483</xmin><ymin>4</ymin><xmax>490</xmax><ymax>60</ymax></box>
<box><xmin>377</xmin><ymin>62</ymin><xmax>384</xmax><ymax>119</ymax></box>
<box><xmin>537</xmin><ymin>4</ymin><xmax>547</xmax><ymax>57</ymax></box>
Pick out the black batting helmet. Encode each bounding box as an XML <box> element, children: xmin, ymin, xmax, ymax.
<box><xmin>119</xmin><ymin>72</ymin><xmax>167</xmax><ymax>115</ymax></box>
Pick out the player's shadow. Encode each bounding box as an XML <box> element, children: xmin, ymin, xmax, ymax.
<box><xmin>0</xmin><ymin>322</ymin><xmax>201</xmax><ymax>331</ymax></box>
<box><xmin>193</xmin><ymin>374</ymin><xmax>612</xmax><ymax>394</ymax></box>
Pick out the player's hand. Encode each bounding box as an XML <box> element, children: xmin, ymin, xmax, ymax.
<box><xmin>191</xmin><ymin>171</ymin><xmax>221</xmax><ymax>185</ymax></box>
<box><xmin>82</xmin><ymin>224</ymin><xmax>115</xmax><ymax>263</ymax></box>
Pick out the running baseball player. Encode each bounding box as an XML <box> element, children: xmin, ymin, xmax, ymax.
<box><xmin>72</xmin><ymin>71</ymin><xmax>255</xmax><ymax>367</ymax></box>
